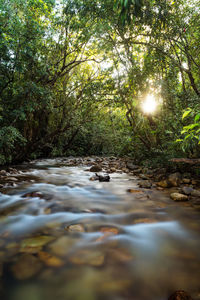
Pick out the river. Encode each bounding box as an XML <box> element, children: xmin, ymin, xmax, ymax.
<box><xmin>0</xmin><ymin>158</ymin><xmax>200</xmax><ymax>300</ymax></box>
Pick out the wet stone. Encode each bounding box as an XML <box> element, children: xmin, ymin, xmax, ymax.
<box><xmin>89</xmin><ymin>165</ymin><xmax>102</xmax><ymax>172</ymax></box>
<box><xmin>127</xmin><ymin>189</ymin><xmax>142</xmax><ymax>193</ymax></box>
<box><xmin>38</xmin><ymin>251</ymin><xmax>64</xmax><ymax>267</ymax></box>
<box><xmin>138</xmin><ymin>180</ymin><xmax>152</xmax><ymax>189</ymax></box>
<box><xmin>20</xmin><ymin>235</ymin><xmax>54</xmax><ymax>252</ymax></box>
<box><xmin>11</xmin><ymin>254</ymin><xmax>42</xmax><ymax>280</ymax></box>
<box><xmin>170</xmin><ymin>193</ymin><xmax>188</xmax><ymax>202</ymax></box>
<box><xmin>65</xmin><ymin>224</ymin><xmax>85</xmax><ymax>233</ymax></box>
<box><xmin>157</xmin><ymin>180</ymin><xmax>171</xmax><ymax>188</ymax></box>
<box><xmin>168</xmin><ymin>172</ymin><xmax>182</xmax><ymax>187</ymax></box>
<box><xmin>182</xmin><ymin>186</ymin><xmax>194</xmax><ymax>195</ymax></box>
<box><xmin>48</xmin><ymin>236</ymin><xmax>75</xmax><ymax>257</ymax></box>
<box><xmin>168</xmin><ymin>290</ymin><xmax>193</xmax><ymax>300</ymax></box>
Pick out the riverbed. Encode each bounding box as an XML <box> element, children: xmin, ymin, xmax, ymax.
<box><xmin>0</xmin><ymin>158</ymin><xmax>200</xmax><ymax>300</ymax></box>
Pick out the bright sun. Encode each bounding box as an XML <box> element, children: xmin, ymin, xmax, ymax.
<box><xmin>142</xmin><ymin>94</ymin><xmax>157</xmax><ymax>114</ymax></box>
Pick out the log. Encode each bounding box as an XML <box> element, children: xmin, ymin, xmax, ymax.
<box><xmin>170</xmin><ymin>158</ymin><xmax>200</xmax><ymax>165</ymax></box>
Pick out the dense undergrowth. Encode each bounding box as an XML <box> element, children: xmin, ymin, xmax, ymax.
<box><xmin>0</xmin><ymin>0</ymin><xmax>199</xmax><ymax>166</ymax></box>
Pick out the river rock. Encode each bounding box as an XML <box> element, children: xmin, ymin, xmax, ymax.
<box><xmin>0</xmin><ymin>170</ymin><xmax>7</xmax><ymax>176</ymax></box>
<box><xmin>20</xmin><ymin>235</ymin><xmax>54</xmax><ymax>253</ymax></box>
<box><xmin>138</xmin><ymin>180</ymin><xmax>152</xmax><ymax>189</ymax></box>
<box><xmin>89</xmin><ymin>165</ymin><xmax>102</xmax><ymax>172</ymax></box>
<box><xmin>38</xmin><ymin>251</ymin><xmax>64</xmax><ymax>267</ymax></box>
<box><xmin>170</xmin><ymin>193</ymin><xmax>188</xmax><ymax>201</ymax></box>
<box><xmin>49</xmin><ymin>236</ymin><xmax>74</xmax><ymax>256</ymax></box>
<box><xmin>168</xmin><ymin>290</ymin><xmax>193</xmax><ymax>300</ymax></box>
<box><xmin>11</xmin><ymin>254</ymin><xmax>42</xmax><ymax>280</ymax></box>
<box><xmin>168</xmin><ymin>172</ymin><xmax>182</xmax><ymax>187</ymax></box>
<box><xmin>126</xmin><ymin>162</ymin><xmax>139</xmax><ymax>170</ymax></box>
<box><xmin>157</xmin><ymin>180</ymin><xmax>171</xmax><ymax>188</ymax></box>
<box><xmin>69</xmin><ymin>250</ymin><xmax>104</xmax><ymax>266</ymax></box>
<box><xmin>182</xmin><ymin>178</ymin><xmax>191</xmax><ymax>184</ymax></box>
<box><xmin>181</xmin><ymin>186</ymin><xmax>194</xmax><ymax>195</ymax></box>
<box><xmin>65</xmin><ymin>224</ymin><xmax>85</xmax><ymax>233</ymax></box>
<box><xmin>191</xmin><ymin>189</ymin><xmax>200</xmax><ymax>197</ymax></box>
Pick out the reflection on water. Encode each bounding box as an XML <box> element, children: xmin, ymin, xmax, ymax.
<box><xmin>0</xmin><ymin>158</ymin><xmax>200</xmax><ymax>300</ymax></box>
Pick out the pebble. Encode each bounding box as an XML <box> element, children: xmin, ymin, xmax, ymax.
<box><xmin>170</xmin><ymin>193</ymin><xmax>188</xmax><ymax>202</ymax></box>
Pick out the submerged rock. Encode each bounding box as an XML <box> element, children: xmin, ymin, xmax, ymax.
<box><xmin>65</xmin><ymin>224</ymin><xmax>85</xmax><ymax>233</ymax></box>
<box><xmin>20</xmin><ymin>235</ymin><xmax>54</xmax><ymax>253</ymax></box>
<box><xmin>11</xmin><ymin>254</ymin><xmax>42</xmax><ymax>280</ymax></box>
<box><xmin>69</xmin><ymin>249</ymin><xmax>104</xmax><ymax>266</ymax></box>
<box><xmin>38</xmin><ymin>251</ymin><xmax>64</xmax><ymax>267</ymax></box>
<box><xmin>170</xmin><ymin>193</ymin><xmax>188</xmax><ymax>202</ymax></box>
<box><xmin>168</xmin><ymin>290</ymin><xmax>193</xmax><ymax>300</ymax></box>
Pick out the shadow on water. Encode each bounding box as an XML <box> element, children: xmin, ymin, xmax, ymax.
<box><xmin>0</xmin><ymin>158</ymin><xmax>200</xmax><ymax>300</ymax></box>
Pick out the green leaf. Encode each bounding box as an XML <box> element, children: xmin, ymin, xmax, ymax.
<box><xmin>182</xmin><ymin>108</ymin><xmax>192</xmax><ymax>120</ymax></box>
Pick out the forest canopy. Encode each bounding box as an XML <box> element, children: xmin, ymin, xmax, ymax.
<box><xmin>0</xmin><ymin>0</ymin><xmax>199</xmax><ymax>165</ymax></box>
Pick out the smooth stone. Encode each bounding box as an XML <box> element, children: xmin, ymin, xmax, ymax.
<box><xmin>65</xmin><ymin>224</ymin><xmax>85</xmax><ymax>233</ymax></box>
<box><xmin>49</xmin><ymin>236</ymin><xmax>75</xmax><ymax>256</ymax></box>
<box><xmin>170</xmin><ymin>193</ymin><xmax>188</xmax><ymax>201</ymax></box>
<box><xmin>20</xmin><ymin>236</ymin><xmax>54</xmax><ymax>252</ymax></box>
<box><xmin>89</xmin><ymin>165</ymin><xmax>102</xmax><ymax>172</ymax></box>
<box><xmin>168</xmin><ymin>290</ymin><xmax>193</xmax><ymax>300</ymax></box>
<box><xmin>138</xmin><ymin>180</ymin><xmax>152</xmax><ymax>189</ymax></box>
<box><xmin>11</xmin><ymin>254</ymin><xmax>42</xmax><ymax>280</ymax></box>
<box><xmin>38</xmin><ymin>251</ymin><xmax>64</xmax><ymax>267</ymax></box>
<box><xmin>182</xmin><ymin>186</ymin><xmax>193</xmax><ymax>195</ymax></box>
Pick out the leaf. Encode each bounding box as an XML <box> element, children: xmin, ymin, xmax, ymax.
<box><xmin>182</xmin><ymin>108</ymin><xmax>192</xmax><ymax>120</ymax></box>
<box><xmin>194</xmin><ymin>113</ymin><xmax>200</xmax><ymax>123</ymax></box>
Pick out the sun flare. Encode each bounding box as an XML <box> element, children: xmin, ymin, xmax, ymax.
<box><xmin>142</xmin><ymin>95</ymin><xmax>157</xmax><ymax>114</ymax></box>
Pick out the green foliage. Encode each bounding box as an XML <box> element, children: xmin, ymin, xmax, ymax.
<box><xmin>177</xmin><ymin>107</ymin><xmax>200</xmax><ymax>156</ymax></box>
<box><xmin>0</xmin><ymin>0</ymin><xmax>199</xmax><ymax>165</ymax></box>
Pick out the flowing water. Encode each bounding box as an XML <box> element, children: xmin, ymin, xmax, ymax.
<box><xmin>0</xmin><ymin>158</ymin><xmax>200</xmax><ymax>300</ymax></box>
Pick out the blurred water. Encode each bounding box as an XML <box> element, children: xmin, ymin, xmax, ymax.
<box><xmin>0</xmin><ymin>158</ymin><xmax>200</xmax><ymax>300</ymax></box>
